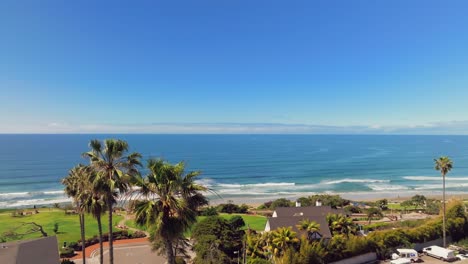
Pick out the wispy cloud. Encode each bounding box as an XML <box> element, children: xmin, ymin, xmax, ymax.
<box><xmin>2</xmin><ymin>121</ymin><xmax>468</xmax><ymax>134</ymax></box>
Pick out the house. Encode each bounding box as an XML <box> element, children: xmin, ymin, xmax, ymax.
<box><xmin>0</xmin><ymin>236</ymin><xmax>60</xmax><ymax>264</ymax></box>
<box><xmin>272</xmin><ymin>205</ymin><xmax>346</xmax><ymax>218</ymax></box>
<box><xmin>265</xmin><ymin>214</ymin><xmax>332</xmax><ymax>239</ymax></box>
<box><xmin>265</xmin><ymin>203</ymin><xmax>347</xmax><ymax>240</ymax></box>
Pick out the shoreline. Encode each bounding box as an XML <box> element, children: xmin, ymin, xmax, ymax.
<box><xmin>206</xmin><ymin>191</ymin><xmax>468</xmax><ymax>207</ymax></box>
<box><xmin>2</xmin><ymin>190</ymin><xmax>468</xmax><ymax>209</ymax></box>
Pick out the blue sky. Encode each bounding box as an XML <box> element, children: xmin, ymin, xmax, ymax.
<box><xmin>1</xmin><ymin>1</ymin><xmax>468</xmax><ymax>134</ymax></box>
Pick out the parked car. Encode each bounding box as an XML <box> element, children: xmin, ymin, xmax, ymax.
<box><xmin>422</xmin><ymin>246</ymin><xmax>457</xmax><ymax>262</ymax></box>
<box><xmin>456</xmin><ymin>253</ymin><xmax>468</xmax><ymax>260</ymax></box>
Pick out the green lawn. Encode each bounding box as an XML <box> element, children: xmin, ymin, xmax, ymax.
<box><xmin>0</xmin><ymin>209</ymin><xmax>123</xmax><ymax>245</ymax></box>
<box><xmin>125</xmin><ymin>214</ymin><xmax>267</xmax><ymax>237</ymax></box>
<box><xmin>220</xmin><ymin>213</ymin><xmax>267</xmax><ymax>231</ymax></box>
<box><xmin>125</xmin><ymin>213</ymin><xmax>267</xmax><ymax>237</ymax></box>
<box><xmin>387</xmin><ymin>203</ymin><xmax>423</xmax><ymax>210</ymax></box>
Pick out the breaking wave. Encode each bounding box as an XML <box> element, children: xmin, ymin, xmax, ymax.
<box><xmin>322</xmin><ymin>178</ymin><xmax>390</xmax><ymax>185</ymax></box>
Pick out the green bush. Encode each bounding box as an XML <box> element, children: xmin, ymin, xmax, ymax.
<box><xmin>344</xmin><ymin>205</ymin><xmax>362</xmax><ymax>214</ymax></box>
<box><xmin>270</xmin><ymin>198</ymin><xmax>293</xmax><ymax>209</ymax></box>
<box><xmin>217</xmin><ymin>203</ymin><xmax>248</xmax><ymax>214</ymax></box>
<box><xmin>61</xmin><ymin>259</ymin><xmax>75</xmax><ymax>264</ymax></box>
<box><xmin>199</xmin><ymin>206</ymin><xmax>218</xmax><ymax>216</ymax></box>
<box><xmin>363</xmin><ymin>222</ymin><xmax>392</xmax><ymax>231</ymax></box>
<box><xmin>175</xmin><ymin>256</ymin><xmax>186</xmax><ymax>264</ymax></box>
<box><xmin>248</xmin><ymin>258</ymin><xmax>271</xmax><ymax>264</ymax></box>
<box><xmin>68</xmin><ymin>241</ymin><xmax>79</xmax><ymax>250</ymax></box>
<box><xmin>59</xmin><ymin>247</ymin><xmax>75</xmax><ymax>258</ymax></box>
<box><xmin>132</xmin><ymin>231</ymin><xmax>147</xmax><ymax>238</ymax></box>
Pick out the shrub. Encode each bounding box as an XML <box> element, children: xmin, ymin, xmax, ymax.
<box><xmin>296</xmin><ymin>196</ymin><xmax>313</xmax><ymax>206</ymax></box>
<box><xmin>61</xmin><ymin>259</ymin><xmax>75</xmax><ymax>264</ymax></box>
<box><xmin>59</xmin><ymin>247</ymin><xmax>75</xmax><ymax>258</ymax></box>
<box><xmin>175</xmin><ymin>257</ymin><xmax>186</xmax><ymax>264</ymax></box>
<box><xmin>132</xmin><ymin>231</ymin><xmax>147</xmax><ymax>238</ymax></box>
<box><xmin>248</xmin><ymin>258</ymin><xmax>271</xmax><ymax>264</ymax></box>
<box><xmin>199</xmin><ymin>206</ymin><xmax>218</xmax><ymax>216</ymax></box>
<box><xmin>229</xmin><ymin>215</ymin><xmax>246</xmax><ymax>230</ymax></box>
<box><xmin>68</xmin><ymin>241</ymin><xmax>79</xmax><ymax>250</ymax></box>
<box><xmin>217</xmin><ymin>203</ymin><xmax>248</xmax><ymax>214</ymax></box>
<box><xmin>344</xmin><ymin>205</ymin><xmax>362</xmax><ymax>214</ymax></box>
<box><xmin>53</xmin><ymin>222</ymin><xmax>59</xmax><ymax>234</ymax></box>
<box><xmin>270</xmin><ymin>198</ymin><xmax>292</xmax><ymax>209</ymax></box>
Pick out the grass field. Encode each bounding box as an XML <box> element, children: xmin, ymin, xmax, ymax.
<box><xmin>0</xmin><ymin>209</ymin><xmax>123</xmax><ymax>245</ymax></box>
<box><xmin>0</xmin><ymin>210</ymin><xmax>266</xmax><ymax>244</ymax></box>
<box><xmin>125</xmin><ymin>213</ymin><xmax>267</xmax><ymax>237</ymax></box>
<box><xmin>387</xmin><ymin>203</ymin><xmax>423</xmax><ymax>210</ymax></box>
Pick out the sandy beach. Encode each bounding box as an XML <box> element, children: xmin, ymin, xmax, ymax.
<box><xmin>207</xmin><ymin>191</ymin><xmax>468</xmax><ymax>207</ymax></box>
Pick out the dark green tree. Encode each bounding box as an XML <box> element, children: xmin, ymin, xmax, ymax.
<box><xmin>411</xmin><ymin>195</ymin><xmax>427</xmax><ymax>210</ymax></box>
<box><xmin>366</xmin><ymin>207</ymin><xmax>383</xmax><ymax>224</ymax></box>
<box><xmin>192</xmin><ymin>216</ymin><xmax>245</xmax><ymax>264</ymax></box>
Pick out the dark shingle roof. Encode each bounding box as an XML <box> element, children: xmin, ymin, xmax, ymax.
<box><xmin>274</xmin><ymin>206</ymin><xmax>346</xmax><ymax>218</ymax></box>
<box><xmin>0</xmin><ymin>236</ymin><xmax>60</xmax><ymax>264</ymax></box>
<box><xmin>267</xmin><ymin>215</ymin><xmax>332</xmax><ymax>238</ymax></box>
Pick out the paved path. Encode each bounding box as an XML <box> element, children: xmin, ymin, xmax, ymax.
<box><xmin>71</xmin><ymin>214</ymin><xmax>151</xmax><ymax>262</ymax></box>
<box><xmin>73</xmin><ymin>240</ymin><xmax>166</xmax><ymax>264</ymax></box>
<box><xmin>70</xmin><ymin>237</ymin><xmax>149</xmax><ymax>260</ymax></box>
<box><xmin>117</xmin><ymin>213</ymin><xmax>150</xmax><ymax>237</ymax></box>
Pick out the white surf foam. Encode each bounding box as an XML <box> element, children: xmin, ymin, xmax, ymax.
<box><xmin>414</xmin><ymin>182</ymin><xmax>468</xmax><ymax>190</ymax></box>
<box><xmin>0</xmin><ymin>192</ymin><xmax>29</xmax><ymax>198</ymax></box>
<box><xmin>43</xmin><ymin>190</ymin><xmax>65</xmax><ymax>195</ymax></box>
<box><xmin>0</xmin><ymin>197</ymin><xmax>72</xmax><ymax>208</ymax></box>
<box><xmin>403</xmin><ymin>176</ymin><xmax>468</xmax><ymax>181</ymax></box>
<box><xmin>367</xmin><ymin>184</ymin><xmax>410</xmax><ymax>191</ymax></box>
<box><xmin>216</xmin><ymin>182</ymin><xmax>296</xmax><ymax>188</ymax></box>
<box><xmin>322</xmin><ymin>178</ymin><xmax>390</xmax><ymax>185</ymax></box>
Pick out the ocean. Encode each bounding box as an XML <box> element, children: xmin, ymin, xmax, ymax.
<box><xmin>1</xmin><ymin>134</ymin><xmax>468</xmax><ymax>208</ymax></box>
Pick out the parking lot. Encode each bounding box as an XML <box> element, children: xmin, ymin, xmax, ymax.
<box><xmin>381</xmin><ymin>255</ymin><xmax>468</xmax><ymax>264</ymax></box>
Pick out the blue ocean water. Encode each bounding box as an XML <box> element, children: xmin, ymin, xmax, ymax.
<box><xmin>1</xmin><ymin>134</ymin><xmax>468</xmax><ymax>208</ymax></box>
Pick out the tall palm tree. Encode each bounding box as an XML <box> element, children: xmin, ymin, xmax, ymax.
<box><xmin>132</xmin><ymin>159</ymin><xmax>208</xmax><ymax>264</ymax></box>
<box><xmin>435</xmin><ymin>156</ymin><xmax>453</xmax><ymax>247</ymax></box>
<box><xmin>296</xmin><ymin>219</ymin><xmax>320</xmax><ymax>241</ymax></box>
<box><xmin>83</xmin><ymin>139</ymin><xmax>142</xmax><ymax>264</ymax></box>
<box><xmin>62</xmin><ymin>164</ymin><xmax>92</xmax><ymax>264</ymax></box>
<box><xmin>84</xmin><ymin>175</ymin><xmax>115</xmax><ymax>264</ymax></box>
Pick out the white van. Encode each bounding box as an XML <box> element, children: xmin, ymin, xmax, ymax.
<box><xmin>423</xmin><ymin>245</ymin><xmax>457</xmax><ymax>261</ymax></box>
<box><xmin>395</xmin><ymin>249</ymin><xmax>419</xmax><ymax>262</ymax></box>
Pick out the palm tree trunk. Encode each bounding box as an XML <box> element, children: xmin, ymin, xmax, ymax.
<box><xmin>165</xmin><ymin>238</ymin><xmax>175</xmax><ymax>264</ymax></box>
<box><xmin>443</xmin><ymin>173</ymin><xmax>446</xmax><ymax>247</ymax></box>
<box><xmin>97</xmin><ymin>214</ymin><xmax>104</xmax><ymax>264</ymax></box>
<box><xmin>108</xmin><ymin>195</ymin><xmax>114</xmax><ymax>264</ymax></box>
<box><xmin>80</xmin><ymin>213</ymin><xmax>86</xmax><ymax>264</ymax></box>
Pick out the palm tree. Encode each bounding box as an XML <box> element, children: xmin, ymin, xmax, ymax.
<box><xmin>83</xmin><ymin>139</ymin><xmax>142</xmax><ymax>264</ymax></box>
<box><xmin>62</xmin><ymin>164</ymin><xmax>92</xmax><ymax>264</ymax></box>
<box><xmin>435</xmin><ymin>156</ymin><xmax>453</xmax><ymax>247</ymax></box>
<box><xmin>296</xmin><ymin>219</ymin><xmax>320</xmax><ymax>241</ymax></box>
<box><xmin>84</xmin><ymin>175</ymin><xmax>115</xmax><ymax>264</ymax></box>
<box><xmin>132</xmin><ymin>159</ymin><xmax>208</xmax><ymax>264</ymax></box>
<box><xmin>327</xmin><ymin>214</ymin><xmax>356</xmax><ymax>237</ymax></box>
<box><xmin>270</xmin><ymin>227</ymin><xmax>299</xmax><ymax>260</ymax></box>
